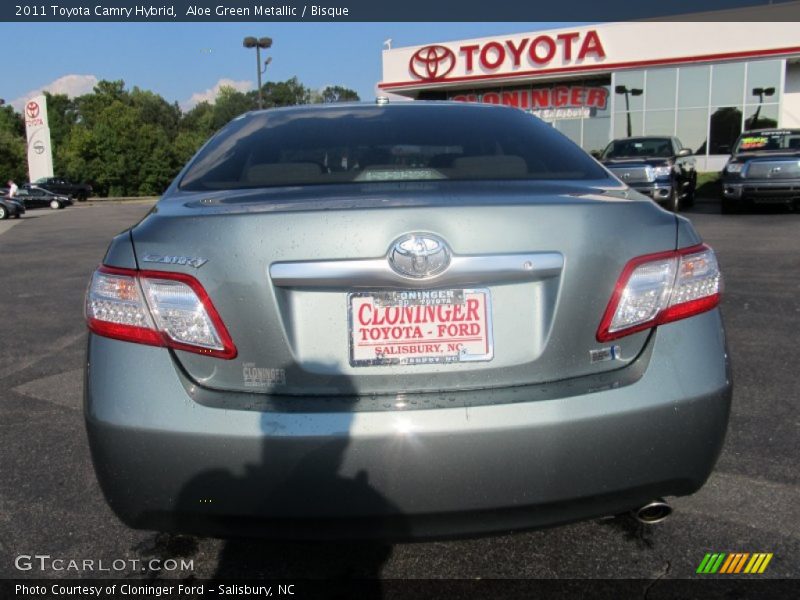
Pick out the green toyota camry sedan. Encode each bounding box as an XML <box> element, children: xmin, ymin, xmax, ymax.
<box><xmin>84</xmin><ymin>102</ymin><xmax>730</xmax><ymax>538</ymax></box>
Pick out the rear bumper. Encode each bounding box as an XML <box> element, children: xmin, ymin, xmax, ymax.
<box><xmin>722</xmin><ymin>181</ymin><xmax>800</xmax><ymax>204</ymax></box>
<box><xmin>85</xmin><ymin>310</ymin><xmax>731</xmax><ymax>539</ymax></box>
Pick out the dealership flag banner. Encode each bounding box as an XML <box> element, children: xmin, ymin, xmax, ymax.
<box><xmin>24</xmin><ymin>94</ymin><xmax>55</xmax><ymax>183</ymax></box>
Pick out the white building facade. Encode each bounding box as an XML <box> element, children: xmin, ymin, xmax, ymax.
<box><xmin>379</xmin><ymin>22</ymin><xmax>800</xmax><ymax>171</ymax></box>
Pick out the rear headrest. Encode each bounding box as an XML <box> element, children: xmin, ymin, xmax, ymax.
<box><xmin>244</xmin><ymin>162</ymin><xmax>323</xmax><ymax>184</ymax></box>
<box><xmin>452</xmin><ymin>155</ymin><xmax>528</xmax><ymax>178</ymax></box>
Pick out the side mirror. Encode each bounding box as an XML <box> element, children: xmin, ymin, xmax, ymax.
<box><xmin>677</xmin><ymin>148</ymin><xmax>693</xmax><ymax>157</ymax></box>
<box><xmin>589</xmin><ymin>150</ymin><xmax>602</xmax><ymax>159</ymax></box>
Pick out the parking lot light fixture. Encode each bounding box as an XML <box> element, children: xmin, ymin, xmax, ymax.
<box><xmin>615</xmin><ymin>85</ymin><xmax>643</xmax><ymax>138</ymax></box>
<box><xmin>243</xmin><ymin>36</ymin><xmax>273</xmax><ymax>109</ymax></box>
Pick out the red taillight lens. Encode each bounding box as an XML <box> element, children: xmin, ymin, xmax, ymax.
<box><xmin>597</xmin><ymin>244</ymin><xmax>722</xmax><ymax>342</ymax></box>
<box><xmin>85</xmin><ymin>265</ymin><xmax>237</xmax><ymax>359</ymax></box>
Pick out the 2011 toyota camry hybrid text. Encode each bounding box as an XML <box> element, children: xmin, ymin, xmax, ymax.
<box><xmin>84</xmin><ymin>102</ymin><xmax>731</xmax><ymax>539</ymax></box>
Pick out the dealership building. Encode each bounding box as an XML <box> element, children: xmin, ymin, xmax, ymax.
<box><xmin>379</xmin><ymin>22</ymin><xmax>800</xmax><ymax>170</ymax></box>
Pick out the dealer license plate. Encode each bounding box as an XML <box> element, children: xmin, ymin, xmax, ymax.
<box><xmin>348</xmin><ymin>289</ymin><xmax>493</xmax><ymax>366</ymax></box>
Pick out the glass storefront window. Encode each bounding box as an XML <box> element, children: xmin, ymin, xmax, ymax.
<box><xmin>676</xmin><ymin>108</ymin><xmax>709</xmax><ymax>155</ymax></box>
<box><xmin>710</xmin><ymin>63</ymin><xmax>745</xmax><ymax>106</ymax></box>
<box><xmin>554</xmin><ymin>119</ymin><xmax>582</xmax><ymax>146</ymax></box>
<box><xmin>743</xmin><ymin>103</ymin><xmax>780</xmax><ymax>130</ymax></box>
<box><xmin>583</xmin><ymin>117</ymin><xmax>611</xmax><ymax>155</ymax></box>
<box><xmin>645</xmin><ymin>68</ymin><xmax>677</xmax><ymax>110</ymax></box>
<box><xmin>644</xmin><ymin>109</ymin><xmax>676</xmax><ymax>135</ymax></box>
<box><xmin>746</xmin><ymin>60</ymin><xmax>782</xmax><ymax>104</ymax></box>
<box><xmin>613</xmin><ymin>111</ymin><xmax>643</xmax><ymax>138</ymax></box>
<box><xmin>678</xmin><ymin>66</ymin><xmax>710</xmax><ymax>108</ymax></box>
<box><xmin>708</xmin><ymin>106</ymin><xmax>743</xmax><ymax>154</ymax></box>
<box><xmin>614</xmin><ymin>71</ymin><xmax>645</xmax><ymax>112</ymax></box>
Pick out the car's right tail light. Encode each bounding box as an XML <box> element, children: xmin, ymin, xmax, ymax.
<box><xmin>85</xmin><ymin>265</ymin><xmax>237</xmax><ymax>359</ymax></box>
<box><xmin>597</xmin><ymin>244</ymin><xmax>722</xmax><ymax>342</ymax></box>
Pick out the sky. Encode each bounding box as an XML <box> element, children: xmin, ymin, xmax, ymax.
<box><xmin>0</xmin><ymin>22</ymin><xmax>576</xmax><ymax>112</ymax></box>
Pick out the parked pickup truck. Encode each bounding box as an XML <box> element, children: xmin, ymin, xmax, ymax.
<box><xmin>721</xmin><ymin>129</ymin><xmax>800</xmax><ymax>213</ymax></box>
<box><xmin>599</xmin><ymin>136</ymin><xmax>697</xmax><ymax>212</ymax></box>
<box><xmin>31</xmin><ymin>177</ymin><xmax>93</xmax><ymax>202</ymax></box>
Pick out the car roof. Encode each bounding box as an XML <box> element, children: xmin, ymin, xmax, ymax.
<box><xmin>610</xmin><ymin>136</ymin><xmax>673</xmax><ymax>142</ymax></box>
<box><xmin>239</xmin><ymin>100</ymin><xmax>516</xmax><ymax>118</ymax></box>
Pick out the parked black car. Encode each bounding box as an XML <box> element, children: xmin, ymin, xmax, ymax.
<box><xmin>720</xmin><ymin>129</ymin><xmax>800</xmax><ymax>213</ymax></box>
<box><xmin>32</xmin><ymin>176</ymin><xmax>92</xmax><ymax>202</ymax></box>
<box><xmin>15</xmin><ymin>185</ymin><xmax>73</xmax><ymax>210</ymax></box>
<box><xmin>0</xmin><ymin>196</ymin><xmax>26</xmax><ymax>219</ymax></box>
<box><xmin>600</xmin><ymin>136</ymin><xmax>697</xmax><ymax>212</ymax></box>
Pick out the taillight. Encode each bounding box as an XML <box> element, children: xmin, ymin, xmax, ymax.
<box><xmin>597</xmin><ymin>244</ymin><xmax>722</xmax><ymax>342</ymax></box>
<box><xmin>85</xmin><ymin>265</ymin><xmax>237</xmax><ymax>359</ymax></box>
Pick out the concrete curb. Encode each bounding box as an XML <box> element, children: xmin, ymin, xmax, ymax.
<box><xmin>77</xmin><ymin>197</ymin><xmax>159</xmax><ymax>206</ymax></box>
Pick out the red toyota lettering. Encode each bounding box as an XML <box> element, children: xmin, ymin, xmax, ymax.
<box><xmin>578</xmin><ymin>30</ymin><xmax>605</xmax><ymax>60</ymax></box>
<box><xmin>460</xmin><ymin>44</ymin><xmax>480</xmax><ymax>71</ymax></box>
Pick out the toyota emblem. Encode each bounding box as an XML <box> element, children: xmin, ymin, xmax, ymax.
<box><xmin>388</xmin><ymin>233</ymin><xmax>451</xmax><ymax>279</ymax></box>
<box><xmin>409</xmin><ymin>45</ymin><xmax>456</xmax><ymax>82</ymax></box>
<box><xmin>26</xmin><ymin>101</ymin><xmax>40</xmax><ymax>119</ymax></box>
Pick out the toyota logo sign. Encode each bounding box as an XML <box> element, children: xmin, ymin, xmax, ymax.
<box><xmin>26</xmin><ymin>102</ymin><xmax>40</xmax><ymax>119</ymax></box>
<box><xmin>409</xmin><ymin>45</ymin><xmax>456</xmax><ymax>82</ymax></box>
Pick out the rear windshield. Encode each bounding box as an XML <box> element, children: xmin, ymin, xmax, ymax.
<box><xmin>179</xmin><ymin>104</ymin><xmax>608</xmax><ymax>191</ymax></box>
<box><xmin>734</xmin><ymin>131</ymin><xmax>800</xmax><ymax>153</ymax></box>
<box><xmin>601</xmin><ymin>138</ymin><xmax>673</xmax><ymax>159</ymax></box>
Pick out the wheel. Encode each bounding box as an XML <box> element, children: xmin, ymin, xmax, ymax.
<box><xmin>0</xmin><ymin>205</ymin><xmax>7</xmax><ymax>220</ymax></box>
<box><xmin>50</xmin><ymin>199</ymin><xmax>61</xmax><ymax>209</ymax></box>
<box><xmin>683</xmin><ymin>176</ymin><xmax>696</xmax><ymax>207</ymax></box>
<box><xmin>666</xmin><ymin>187</ymin><xmax>680</xmax><ymax>212</ymax></box>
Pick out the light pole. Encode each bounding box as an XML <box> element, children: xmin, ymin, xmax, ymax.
<box><xmin>615</xmin><ymin>85</ymin><xmax>643</xmax><ymax>138</ymax></box>
<box><xmin>243</xmin><ymin>36</ymin><xmax>273</xmax><ymax>109</ymax></box>
<box><xmin>749</xmin><ymin>86</ymin><xmax>775</xmax><ymax>129</ymax></box>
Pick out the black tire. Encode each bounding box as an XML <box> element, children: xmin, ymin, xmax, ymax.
<box><xmin>666</xmin><ymin>187</ymin><xmax>680</xmax><ymax>213</ymax></box>
<box><xmin>50</xmin><ymin>199</ymin><xmax>61</xmax><ymax>210</ymax></box>
<box><xmin>683</xmin><ymin>176</ymin><xmax>697</xmax><ymax>208</ymax></box>
<box><xmin>0</xmin><ymin>205</ymin><xmax>7</xmax><ymax>220</ymax></box>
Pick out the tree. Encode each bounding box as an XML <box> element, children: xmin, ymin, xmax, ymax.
<box><xmin>0</xmin><ymin>105</ymin><xmax>26</xmax><ymax>183</ymax></box>
<box><xmin>6</xmin><ymin>76</ymin><xmax>362</xmax><ymax>196</ymax></box>
<box><xmin>317</xmin><ymin>86</ymin><xmax>360</xmax><ymax>103</ymax></box>
<box><xmin>260</xmin><ymin>77</ymin><xmax>312</xmax><ymax>107</ymax></box>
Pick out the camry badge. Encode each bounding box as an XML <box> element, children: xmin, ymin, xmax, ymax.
<box><xmin>142</xmin><ymin>254</ymin><xmax>208</xmax><ymax>268</ymax></box>
<box><xmin>388</xmin><ymin>233</ymin><xmax>450</xmax><ymax>279</ymax></box>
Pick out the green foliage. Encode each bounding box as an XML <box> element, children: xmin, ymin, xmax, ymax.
<box><xmin>317</xmin><ymin>86</ymin><xmax>360</xmax><ymax>103</ymax></box>
<box><xmin>0</xmin><ymin>105</ymin><xmax>26</xmax><ymax>182</ymax></box>
<box><xmin>0</xmin><ymin>76</ymin><xmax>360</xmax><ymax>196</ymax></box>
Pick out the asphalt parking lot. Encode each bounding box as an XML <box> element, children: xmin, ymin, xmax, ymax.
<box><xmin>0</xmin><ymin>199</ymin><xmax>798</xmax><ymax>582</ymax></box>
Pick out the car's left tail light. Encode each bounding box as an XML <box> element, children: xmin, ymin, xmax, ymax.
<box><xmin>85</xmin><ymin>265</ymin><xmax>237</xmax><ymax>359</ymax></box>
<box><xmin>597</xmin><ymin>244</ymin><xmax>722</xmax><ymax>342</ymax></box>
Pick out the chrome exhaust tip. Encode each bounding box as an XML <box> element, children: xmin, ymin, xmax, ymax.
<box><xmin>632</xmin><ymin>498</ymin><xmax>672</xmax><ymax>524</ymax></box>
